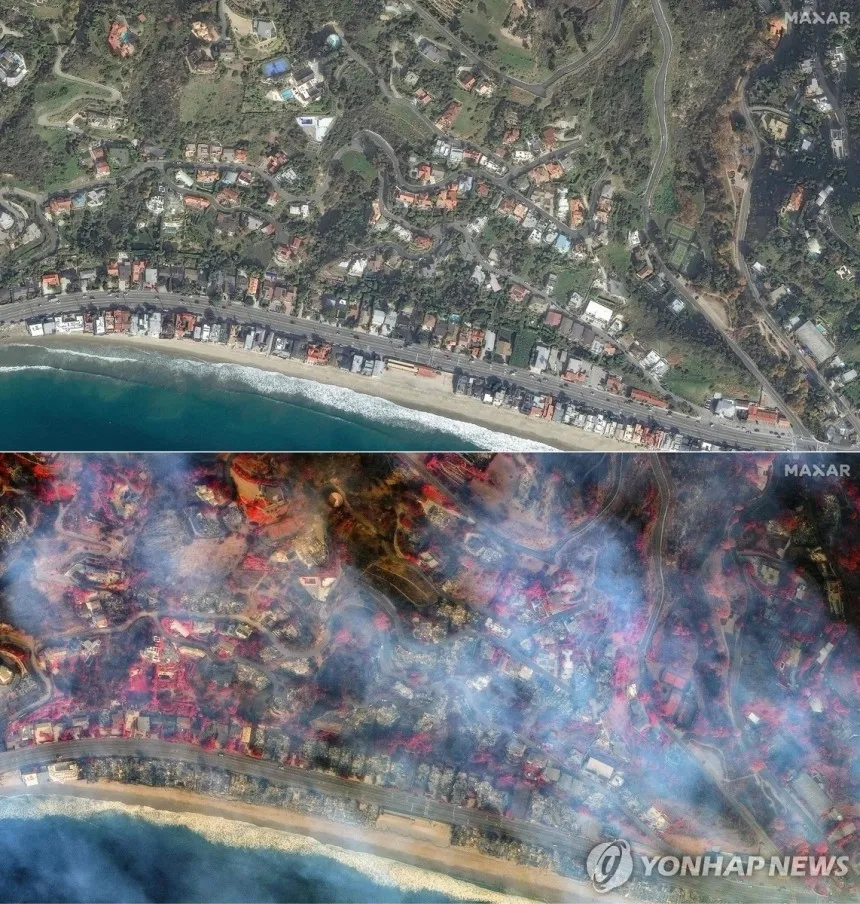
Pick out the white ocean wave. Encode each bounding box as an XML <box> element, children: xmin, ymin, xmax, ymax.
<box><xmin>0</xmin><ymin>365</ymin><xmax>57</xmax><ymax>373</ymax></box>
<box><xmin>139</xmin><ymin>351</ymin><xmax>557</xmax><ymax>452</ymax></box>
<box><xmin>5</xmin><ymin>344</ymin><xmax>138</xmax><ymax>364</ymax></box>
<box><xmin>0</xmin><ymin>795</ymin><xmax>538</xmax><ymax>904</ymax></box>
<box><xmin>3</xmin><ymin>340</ymin><xmax>556</xmax><ymax>450</ymax></box>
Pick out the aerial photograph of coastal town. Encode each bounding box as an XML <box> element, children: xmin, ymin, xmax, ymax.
<box><xmin>0</xmin><ymin>452</ymin><xmax>857</xmax><ymax>902</ymax></box>
<box><xmin>0</xmin><ymin>0</ymin><xmax>859</xmax><ymax>450</ymax></box>
<box><xmin>1</xmin><ymin>1</ymin><xmax>859</xmax><ymax>902</ymax></box>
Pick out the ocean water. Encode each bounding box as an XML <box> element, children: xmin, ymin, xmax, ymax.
<box><xmin>0</xmin><ymin>812</ymin><xmax>454</xmax><ymax>903</ymax></box>
<box><xmin>0</xmin><ymin>797</ymin><xmax>533</xmax><ymax>904</ymax></box>
<box><xmin>0</xmin><ymin>343</ymin><xmax>550</xmax><ymax>451</ymax></box>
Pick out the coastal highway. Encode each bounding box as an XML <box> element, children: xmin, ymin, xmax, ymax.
<box><xmin>0</xmin><ymin>291</ymin><xmax>814</xmax><ymax>450</ymax></box>
<box><xmin>0</xmin><ymin>739</ymin><xmax>823</xmax><ymax>903</ymax></box>
<box><xmin>0</xmin><ymin>291</ymin><xmax>816</xmax><ymax>450</ymax></box>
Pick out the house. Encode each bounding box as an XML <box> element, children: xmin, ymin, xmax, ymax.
<box><xmin>435</xmin><ymin>101</ymin><xmax>462</xmax><ymax>131</ymax></box>
<box><xmin>41</xmin><ymin>273</ymin><xmax>61</xmax><ymax>296</ymax></box>
<box><xmin>417</xmin><ymin>38</ymin><xmax>443</xmax><ymax>64</ymax></box>
<box><xmin>530</xmin><ymin>345</ymin><xmax>550</xmax><ymax>373</ymax></box>
<box><xmin>459</xmin><ymin>72</ymin><xmax>477</xmax><ymax>92</ymax></box>
<box><xmin>47</xmin><ymin>196</ymin><xmax>73</xmax><ymax>218</ymax></box>
<box><xmin>89</xmin><ymin>145</ymin><xmax>111</xmax><ymax>178</ymax></box>
<box><xmin>630</xmin><ymin>388</ymin><xmax>669</xmax><ymax>409</ymax></box>
<box><xmin>781</xmin><ymin>184</ymin><xmax>805</xmax><ymax>215</ymax></box>
<box><xmin>183</xmin><ymin>195</ymin><xmax>211</xmax><ymax>211</ymax></box>
<box><xmin>795</xmin><ymin>320</ymin><xmax>836</xmax><ymax>364</ymax></box>
<box><xmin>288</xmin><ymin>61</ymin><xmax>325</xmax><ymax>106</ymax></box>
<box><xmin>569</xmin><ymin>198</ymin><xmax>586</xmax><ymax>227</ymax></box>
<box><xmin>107</xmin><ymin>19</ymin><xmax>136</xmax><ymax>57</ymax></box>
<box><xmin>0</xmin><ymin>48</ymin><xmax>27</xmax><ymax>87</ymax></box>
<box><xmin>747</xmin><ymin>405</ymin><xmax>786</xmax><ymax>427</ymax></box>
<box><xmin>252</xmin><ymin>19</ymin><xmax>277</xmax><ymax>41</ymax></box>
<box><xmin>215</xmin><ymin>184</ymin><xmax>241</xmax><ymax>206</ymax></box>
<box><xmin>509</xmin><ymin>284</ymin><xmax>530</xmax><ymax>304</ymax></box>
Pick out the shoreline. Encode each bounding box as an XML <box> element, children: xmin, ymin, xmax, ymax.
<box><xmin>0</xmin><ymin>782</ymin><xmax>602</xmax><ymax>903</ymax></box>
<box><xmin>0</xmin><ymin>332</ymin><xmax>630</xmax><ymax>452</ymax></box>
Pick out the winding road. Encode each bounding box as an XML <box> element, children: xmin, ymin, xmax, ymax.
<box><xmin>642</xmin><ymin>0</ymin><xmax>673</xmax><ymax>222</ymax></box>
<box><xmin>731</xmin><ymin>72</ymin><xmax>860</xmax><ymax>440</ymax></box>
<box><xmin>639</xmin><ymin>1</ymin><xmax>818</xmax><ymax>442</ymax></box>
<box><xmin>403</xmin><ymin>0</ymin><xmax>627</xmax><ymax>99</ymax></box>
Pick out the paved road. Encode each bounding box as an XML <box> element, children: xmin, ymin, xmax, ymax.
<box><xmin>52</xmin><ymin>45</ymin><xmax>123</xmax><ymax>105</ymax></box>
<box><xmin>736</xmin><ymin>77</ymin><xmax>760</xmax><ymax>260</ymax></box>
<box><xmin>0</xmin><ymin>737</ymin><xmax>602</xmax><ymax>858</ymax></box>
<box><xmin>733</xmin><ymin>78</ymin><xmax>860</xmax><ymax>439</ymax></box>
<box><xmin>0</xmin><ymin>21</ymin><xmax>24</xmax><ymax>39</ymax></box>
<box><xmin>640</xmin><ymin>4</ymin><xmax>817</xmax><ymax>442</ymax></box>
<box><xmin>0</xmin><ymin>187</ymin><xmax>60</xmax><ymax>268</ymax></box>
<box><xmin>403</xmin><ymin>0</ymin><xmax>626</xmax><ymax>99</ymax></box>
<box><xmin>642</xmin><ymin>0</ymin><xmax>673</xmax><ymax>220</ymax></box>
<box><xmin>0</xmin><ymin>738</ymin><xmax>822</xmax><ymax>902</ymax></box>
<box><xmin>362</xmin><ymin>128</ymin><xmax>586</xmax><ymax>244</ymax></box>
<box><xmin>0</xmin><ymin>290</ymin><xmax>817</xmax><ymax>450</ymax></box>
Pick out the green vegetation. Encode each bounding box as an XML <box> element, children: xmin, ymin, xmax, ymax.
<box><xmin>0</xmin><ymin>18</ymin><xmax>58</xmax><ymax>187</ymax></box>
<box><xmin>588</xmin><ymin>36</ymin><xmax>655</xmax><ymax>191</ymax></box>
<box><xmin>624</xmin><ymin>282</ymin><xmax>758</xmax><ymax>402</ymax></box>
<box><xmin>654</xmin><ymin>173</ymin><xmax>680</xmax><ymax>216</ymax></box>
<box><xmin>178</xmin><ymin>77</ymin><xmax>246</xmax><ymax>133</ymax></box>
<box><xmin>608</xmin><ymin>192</ymin><xmax>640</xmax><ymax>245</ymax></box>
<box><xmin>338</xmin><ymin>150</ymin><xmax>376</xmax><ymax>183</ymax></box>
<box><xmin>753</xmin><ymin>227</ymin><xmax>860</xmax><ymax>351</ymax></box>
<box><xmin>667</xmin><ymin>0</ymin><xmax>757</xmax><ymax>291</ymax></box>
<box><xmin>510</xmin><ymin>327</ymin><xmax>538</xmax><ymax>367</ymax></box>
<box><xmin>553</xmin><ymin>266</ymin><xmax>595</xmax><ymax>302</ymax></box>
<box><xmin>602</xmin><ymin>242</ymin><xmax>631</xmax><ymax>277</ymax></box>
<box><xmin>69</xmin><ymin>173</ymin><xmax>159</xmax><ymax>260</ymax></box>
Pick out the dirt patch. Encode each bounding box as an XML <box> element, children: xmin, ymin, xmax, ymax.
<box><xmin>697</xmin><ymin>291</ymin><xmax>731</xmax><ymax>331</ymax></box>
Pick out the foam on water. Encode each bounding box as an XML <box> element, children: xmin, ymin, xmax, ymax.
<box><xmin>0</xmin><ymin>796</ymin><xmax>538</xmax><ymax>904</ymax></box>
<box><xmin>6</xmin><ymin>344</ymin><xmax>139</xmax><ymax>364</ymax></box>
<box><xmin>155</xmin><ymin>353</ymin><xmax>555</xmax><ymax>452</ymax></box>
<box><xmin>7</xmin><ymin>342</ymin><xmax>557</xmax><ymax>451</ymax></box>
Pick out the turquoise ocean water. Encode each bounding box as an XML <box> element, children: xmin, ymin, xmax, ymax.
<box><xmin>0</xmin><ymin>342</ymin><xmax>548</xmax><ymax>451</ymax></box>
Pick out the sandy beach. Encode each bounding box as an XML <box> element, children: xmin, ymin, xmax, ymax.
<box><xmin>0</xmin><ymin>782</ymin><xmax>604</xmax><ymax>903</ymax></box>
<box><xmin>1</xmin><ymin>330</ymin><xmax>629</xmax><ymax>452</ymax></box>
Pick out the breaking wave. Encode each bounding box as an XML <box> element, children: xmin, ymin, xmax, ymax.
<box><xmin>2</xmin><ymin>341</ymin><xmax>556</xmax><ymax>451</ymax></box>
<box><xmin>5</xmin><ymin>344</ymin><xmax>138</xmax><ymax>364</ymax></box>
<box><xmin>0</xmin><ymin>795</ymin><xmax>536</xmax><ymax>904</ymax></box>
<box><xmin>145</xmin><ymin>351</ymin><xmax>555</xmax><ymax>451</ymax></box>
